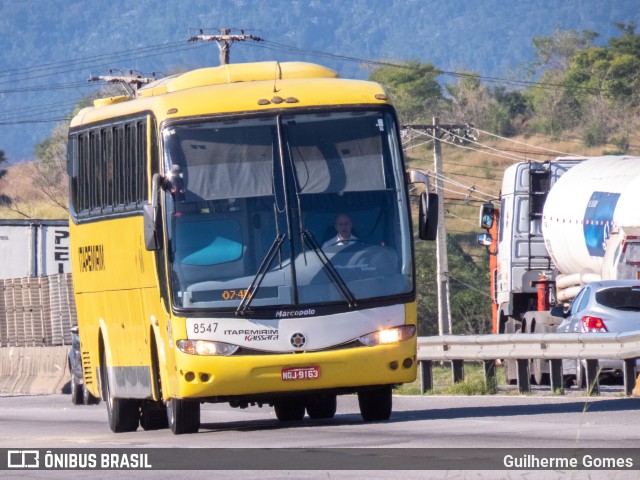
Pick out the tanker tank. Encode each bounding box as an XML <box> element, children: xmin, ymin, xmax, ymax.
<box><xmin>541</xmin><ymin>156</ymin><xmax>640</xmax><ymax>287</ymax></box>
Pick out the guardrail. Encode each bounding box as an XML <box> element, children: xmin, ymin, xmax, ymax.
<box><xmin>417</xmin><ymin>331</ymin><xmax>640</xmax><ymax>396</ymax></box>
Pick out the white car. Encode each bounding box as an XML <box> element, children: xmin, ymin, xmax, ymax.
<box><xmin>555</xmin><ymin>280</ymin><xmax>640</xmax><ymax>386</ymax></box>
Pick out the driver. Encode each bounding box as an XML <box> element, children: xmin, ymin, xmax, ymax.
<box><xmin>323</xmin><ymin>213</ymin><xmax>359</xmax><ymax>248</ymax></box>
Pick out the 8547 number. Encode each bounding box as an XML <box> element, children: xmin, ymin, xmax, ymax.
<box><xmin>192</xmin><ymin>322</ymin><xmax>218</xmax><ymax>334</ymax></box>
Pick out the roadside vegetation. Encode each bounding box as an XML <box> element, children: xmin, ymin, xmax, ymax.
<box><xmin>395</xmin><ymin>362</ymin><xmax>504</xmax><ymax>396</ymax></box>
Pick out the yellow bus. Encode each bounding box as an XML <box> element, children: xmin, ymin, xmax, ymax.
<box><xmin>67</xmin><ymin>61</ymin><xmax>437</xmax><ymax>434</ymax></box>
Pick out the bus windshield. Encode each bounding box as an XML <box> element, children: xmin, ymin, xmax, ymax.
<box><xmin>162</xmin><ymin>109</ymin><xmax>413</xmax><ymax>312</ymax></box>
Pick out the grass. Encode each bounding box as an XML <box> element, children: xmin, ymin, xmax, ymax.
<box><xmin>394</xmin><ymin>362</ymin><xmax>506</xmax><ymax>395</ymax></box>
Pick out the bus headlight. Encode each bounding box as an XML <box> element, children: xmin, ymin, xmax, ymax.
<box><xmin>358</xmin><ymin>325</ymin><xmax>416</xmax><ymax>347</ymax></box>
<box><xmin>177</xmin><ymin>339</ymin><xmax>239</xmax><ymax>356</ymax></box>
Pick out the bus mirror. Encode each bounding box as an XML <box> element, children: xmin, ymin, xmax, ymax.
<box><xmin>144</xmin><ymin>174</ymin><xmax>161</xmax><ymax>251</ymax></box>
<box><xmin>143</xmin><ymin>204</ymin><xmax>160</xmax><ymax>251</ymax></box>
<box><xmin>479</xmin><ymin>203</ymin><xmax>494</xmax><ymax>229</ymax></box>
<box><xmin>477</xmin><ymin>233</ymin><xmax>492</xmax><ymax>247</ymax></box>
<box><xmin>407</xmin><ymin>169</ymin><xmax>429</xmax><ymax>186</ymax></box>
<box><xmin>418</xmin><ymin>192</ymin><xmax>438</xmax><ymax>241</ymax></box>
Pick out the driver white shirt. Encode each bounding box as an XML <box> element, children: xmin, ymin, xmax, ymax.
<box><xmin>322</xmin><ymin>234</ymin><xmax>358</xmax><ymax>248</ymax></box>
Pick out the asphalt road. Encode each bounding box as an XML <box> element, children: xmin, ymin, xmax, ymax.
<box><xmin>1</xmin><ymin>393</ymin><xmax>639</xmax><ymax>479</ymax></box>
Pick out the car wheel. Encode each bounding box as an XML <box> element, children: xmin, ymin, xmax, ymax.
<box><xmin>70</xmin><ymin>375</ymin><xmax>83</xmax><ymax>405</ymax></box>
<box><xmin>358</xmin><ymin>386</ymin><xmax>392</xmax><ymax>422</ymax></box>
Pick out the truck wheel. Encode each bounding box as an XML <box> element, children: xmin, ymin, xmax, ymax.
<box><xmin>274</xmin><ymin>399</ymin><xmax>306</xmax><ymax>422</ymax></box>
<box><xmin>358</xmin><ymin>386</ymin><xmax>392</xmax><ymax>422</ymax></box>
<box><xmin>70</xmin><ymin>375</ymin><xmax>83</xmax><ymax>405</ymax></box>
<box><xmin>531</xmin><ymin>359</ymin><xmax>550</xmax><ymax>386</ymax></box>
<box><xmin>575</xmin><ymin>360</ymin><xmax>587</xmax><ymax>390</ymax></box>
<box><xmin>505</xmin><ymin>359</ymin><xmax>518</xmax><ymax>385</ymax></box>
<box><xmin>306</xmin><ymin>394</ymin><xmax>337</xmax><ymax>420</ymax></box>
<box><xmin>166</xmin><ymin>398</ymin><xmax>200</xmax><ymax>434</ymax></box>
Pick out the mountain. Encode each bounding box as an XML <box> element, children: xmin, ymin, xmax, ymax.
<box><xmin>1</xmin><ymin>0</ymin><xmax>639</xmax><ymax>162</ymax></box>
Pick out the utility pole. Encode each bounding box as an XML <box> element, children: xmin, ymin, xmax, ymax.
<box><xmin>432</xmin><ymin>116</ymin><xmax>452</xmax><ymax>335</ymax></box>
<box><xmin>188</xmin><ymin>29</ymin><xmax>262</xmax><ymax>65</ymax></box>
<box><xmin>88</xmin><ymin>70</ymin><xmax>158</xmax><ymax>97</ymax></box>
<box><xmin>403</xmin><ymin>121</ymin><xmax>474</xmax><ymax>336</ymax></box>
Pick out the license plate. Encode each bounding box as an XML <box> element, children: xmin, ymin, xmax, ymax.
<box><xmin>281</xmin><ymin>366</ymin><xmax>320</xmax><ymax>381</ymax></box>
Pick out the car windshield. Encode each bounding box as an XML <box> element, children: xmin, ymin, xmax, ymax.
<box><xmin>596</xmin><ymin>286</ymin><xmax>640</xmax><ymax>311</ymax></box>
<box><xmin>162</xmin><ymin>109</ymin><xmax>413</xmax><ymax>313</ymax></box>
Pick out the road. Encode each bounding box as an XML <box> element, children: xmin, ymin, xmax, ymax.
<box><xmin>1</xmin><ymin>393</ymin><xmax>639</xmax><ymax>479</ymax></box>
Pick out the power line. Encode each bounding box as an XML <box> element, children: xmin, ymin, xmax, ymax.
<box><xmin>0</xmin><ymin>40</ymin><xmax>186</xmax><ymax>80</ymax></box>
<box><xmin>0</xmin><ymin>42</ymin><xmax>206</xmax><ymax>86</ymax></box>
<box><xmin>246</xmin><ymin>39</ymin><xmax>613</xmax><ymax>95</ymax></box>
<box><xmin>0</xmin><ymin>81</ymin><xmax>94</xmax><ymax>94</ymax></box>
<box><xmin>446</xmin><ymin>274</ymin><xmax>492</xmax><ymax>298</ymax></box>
<box><xmin>472</xmin><ymin>127</ymin><xmax>583</xmax><ymax>157</ymax></box>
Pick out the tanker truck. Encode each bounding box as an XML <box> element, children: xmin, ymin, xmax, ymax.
<box><xmin>478</xmin><ymin>155</ymin><xmax>640</xmax><ymax>384</ymax></box>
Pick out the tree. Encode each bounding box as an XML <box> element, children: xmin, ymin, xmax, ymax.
<box><xmin>32</xmin><ymin>123</ymin><xmax>69</xmax><ymax>211</ymax></box>
<box><xmin>531</xmin><ymin>27</ymin><xmax>598</xmax><ymax>73</ymax></box>
<box><xmin>528</xmin><ymin>28</ymin><xmax>599</xmax><ymax>138</ymax></box>
<box><xmin>446</xmin><ymin>236</ymin><xmax>492</xmax><ymax>334</ymax></box>
<box><xmin>414</xmin><ymin>233</ymin><xmax>491</xmax><ymax>336</ymax></box>
<box><xmin>527</xmin><ymin>26</ymin><xmax>640</xmax><ymax>147</ymax></box>
<box><xmin>368</xmin><ymin>60</ymin><xmax>443</xmax><ymax>124</ymax></box>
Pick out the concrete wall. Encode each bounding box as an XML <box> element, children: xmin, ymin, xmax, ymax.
<box><xmin>0</xmin><ymin>346</ymin><xmax>70</xmax><ymax>394</ymax></box>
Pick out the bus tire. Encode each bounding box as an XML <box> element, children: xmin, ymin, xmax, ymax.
<box><xmin>140</xmin><ymin>401</ymin><xmax>168</xmax><ymax>430</ymax></box>
<box><xmin>70</xmin><ymin>375</ymin><xmax>83</xmax><ymax>405</ymax></box>
<box><xmin>105</xmin><ymin>385</ymin><xmax>139</xmax><ymax>432</ymax></box>
<box><xmin>102</xmin><ymin>350</ymin><xmax>139</xmax><ymax>433</ymax></box>
<box><xmin>166</xmin><ymin>398</ymin><xmax>200</xmax><ymax>434</ymax></box>
<box><xmin>274</xmin><ymin>399</ymin><xmax>306</xmax><ymax>422</ymax></box>
<box><xmin>306</xmin><ymin>394</ymin><xmax>337</xmax><ymax>420</ymax></box>
<box><xmin>358</xmin><ymin>386</ymin><xmax>392</xmax><ymax>422</ymax></box>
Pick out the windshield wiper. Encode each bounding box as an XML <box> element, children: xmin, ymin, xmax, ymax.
<box><xmin>236</xmin><ymin>234</ymin><xmax>285</xmax><ymax>315</ymax></box>
<box><xmin>301</xmin><ymin>229</ymin><xmax>357</xmax><ymax>308</ymax></box>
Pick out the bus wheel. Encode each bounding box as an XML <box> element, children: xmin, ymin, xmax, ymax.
<box><xmin>358</xmin><ymin>386</ymin><xmax>392</xmax><ymax>422</ymax></box>
<box><xmin>166</xmin><ymin>398</ymin><xmax>200</xmax><ymax>434</ymax></box>
<box><xmin>104</xmin><ymin>381</ymin><xmax>139</xmax><ymax>432</ymax></box>
<box><xmin>70</xmin><ymin>375</ymin><xmax>83</xmax><ymax>405</ymax></box>
<box><xmin>274</xmin><ymin>399</ymin><xmax>306</xmax><ymax>422</ymax></box>
<box><xmin>140</xmin><ymin>401</ymin><xmax>168</xmax><ymax>430</ymax></box>
<box><xmin>102</xmin><ymin>353</ymin><xmax>139</xmax><ymax>433</ymax></box>
<box><xmin>306</xmin><ymin>394</ymin><xmax>337</xmax><ymax>420</ymax></box>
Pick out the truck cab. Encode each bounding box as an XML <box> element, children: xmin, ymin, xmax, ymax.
<box><xmin>489</xmin><ymin>159</ymin><xmax>583</xmax><ymax>332</ymax></box>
